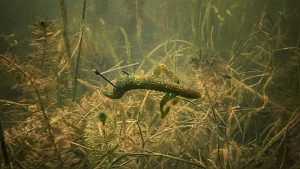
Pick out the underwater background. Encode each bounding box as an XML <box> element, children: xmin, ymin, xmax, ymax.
<box><xmin>1</xmin><ymin>0</ymin><xmax>300</xmax><ymax>168</ymax></box>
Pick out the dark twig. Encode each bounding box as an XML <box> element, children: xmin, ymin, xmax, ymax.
<box><xmin>92</xmin><ymin>69</ymin><xmax>117</xmax><ymax>88</ymax></box>
<box><xmin>72</xmin><ymin>0</ymin><xmax>87</xmax><ymax>101</ymax></box>
<box><xmin>122</xmin><ymin>70</ymin><xmax>129</xmax><ymax>75</ymax></box>
<box><xmin>0</xmin><ymin>120</ymin><xmax>10</xmax><ymax>168</ymax></box>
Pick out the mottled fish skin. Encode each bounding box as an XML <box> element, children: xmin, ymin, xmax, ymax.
<box><xmin>102</xmin><ymin>75</ymin><xmax>201</xmax><ymax>118</ymax></box>
<box><xmin>102</xmin><ymin>75</ymin><xmax>201</xmax><ymax>100</ymax></box>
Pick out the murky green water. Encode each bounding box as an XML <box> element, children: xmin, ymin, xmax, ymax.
<box><xmin>0</xmin><ymin>0</ymin><xmax>300</xmax><ymax>168</ymax></box>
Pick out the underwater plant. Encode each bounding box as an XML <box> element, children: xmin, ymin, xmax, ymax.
<box><xmin>1</xmin><ymin>0</ymin><xmax>300</xmax><ymax>168</ymax></box>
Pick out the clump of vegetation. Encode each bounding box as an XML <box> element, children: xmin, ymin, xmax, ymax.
<box><xmin>1</xmin><ymin>0</ymin><xmax>300</xmax><ymax>169</ymax></box>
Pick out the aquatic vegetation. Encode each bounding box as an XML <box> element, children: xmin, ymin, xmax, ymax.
<box><xmin>98</xmin><ymin>112</ymin><xmax>108</xmax><ymax>125</ymax></box>
<box><xmin>1</xmin><ymin>0</ymin><xmax>300</xmax><ymax>169</ymax></box>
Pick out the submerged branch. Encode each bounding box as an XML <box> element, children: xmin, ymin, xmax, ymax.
<box><xmin>72</xmin><ymin>0</ymin><xmax>87</xmax><ymax>101</ymax></box>
<box><xmin>58</xmin><ymin>0</ymin><xmax>71</xmax><ymax>59</ymax></box>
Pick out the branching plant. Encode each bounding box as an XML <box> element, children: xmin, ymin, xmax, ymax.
<box><xmin>1</xmin><ymin>0</ymin><xmax>300</xmax><ymax>169</ymax></box>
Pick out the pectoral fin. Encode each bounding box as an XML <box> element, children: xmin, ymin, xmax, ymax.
<box><xmin>160</xmin><ymin>93</ymin><xmax>179</xmax><ymax>118</ymax></box>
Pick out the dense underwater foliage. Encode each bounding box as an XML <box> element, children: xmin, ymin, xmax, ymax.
<box><xmin>1</xmin><ymin>0</ymin><xmax>300</xmax><ymax>168</ymax></box>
